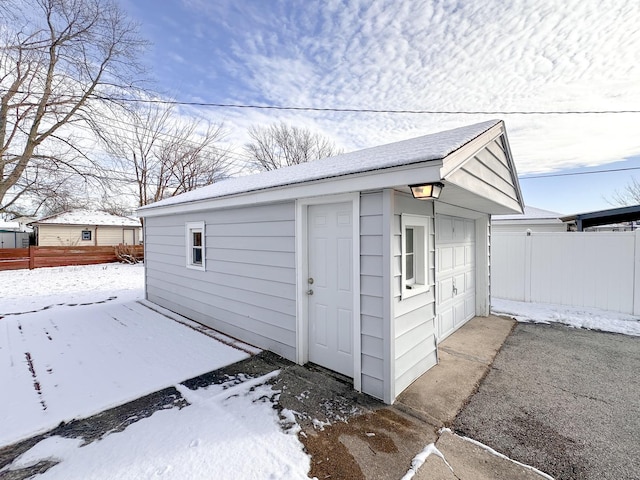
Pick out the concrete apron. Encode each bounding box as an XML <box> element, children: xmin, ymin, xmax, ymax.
<box><xmin>396</xmin><ymin>315</ymin><xmax>516</xmax><ymax>427</ymax></box>
<box><xmin>393</xmin><ymin>315</ymin><xmax>552</xmax><ymax>480</ymax></box>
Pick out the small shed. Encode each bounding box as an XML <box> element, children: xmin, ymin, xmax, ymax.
<box><xmin>0</xmin><ymin>221</ymin><xmax>31</xmax><ymax>248</ymax></box>
<box><xmin>492</xmin><ymin>206</ymin><xmax>566</xmax><ymax>233</ymax></box>
<box><xmin>32</xmin><ymin>210</ymin><xmax>142</xmax><ymax>246</ymax></box>
<box><xmin>139</xmin><ymin>120</ymin><xmax>524</xmax><ymax>403</ymax></box>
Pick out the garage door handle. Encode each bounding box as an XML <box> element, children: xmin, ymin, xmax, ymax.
<box><xmin>453</xmin><ymin>280</ymin><xmax>458</xmax><ymax>296</ymax></box>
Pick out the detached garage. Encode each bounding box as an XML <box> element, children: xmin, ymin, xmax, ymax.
<box><xmin>139</xmin><ymin>120</ymin><xmax>524</xmax><ymax>404</ymax></box>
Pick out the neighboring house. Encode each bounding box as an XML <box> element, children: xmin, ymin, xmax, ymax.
<box><xmin>31</xmin><ymin>210</ymin><xmax>142</xmax><ymax>246</ymax></box>
<box><xmin>561</xmin><ymin>204</ymin><xmax>640</xmax><ymax>231</ymax></box>
<box><xmin>0</xmin><ymin>221</ymin><xmax>31</xmax><ymax>248</ymax></box>
<box><xmin>139</xmin><ymin>120</ymin><xmax>524</xmax><ymax>404</ymax></box>
<box><xmin>492</xmin><ymin>205</ymin><xmax>566</xmax><ymax>233</ymax></box>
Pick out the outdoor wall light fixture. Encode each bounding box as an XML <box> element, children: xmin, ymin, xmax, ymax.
<box><xmin>409</xmin><ymin>182</ymin><xmax>445</xmax><ymax>200</ymax></box>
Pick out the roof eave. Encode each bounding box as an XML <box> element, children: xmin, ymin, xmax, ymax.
<box><xmin>139</xmin><ymin>160</ymin><xmax>445</xmax><ymax>218</ymax></box>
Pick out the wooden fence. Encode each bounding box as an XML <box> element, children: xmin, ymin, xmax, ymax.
<box><xmin>0</xmin><ymin>245</ymin><xmax>144</xmax><ymax>271</ymax></box>
<box><xmin>492</xmin><ymin>231</ymin><xmax>640</xmax><ymax>315</ymax></box>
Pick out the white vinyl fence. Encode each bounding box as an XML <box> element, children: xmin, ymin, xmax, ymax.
<box><xmin>491</xmin><ymin>231</ymin><xmax>640</xmax><ymax>315</ymax></box>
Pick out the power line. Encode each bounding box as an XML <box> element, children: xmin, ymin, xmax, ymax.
<box><xmin>92</xmin><ymin>95</ymin><xmax>640</xmax><ymax>115</ymax></box>
<box><xmin>520</xmin><ymin>166</ymin><xmax>640</xmax><ymax>179</ymax></box>
<box><xmin>4</xmin><ymin>89</ymin><xmax>639</xmax><ymax>115</ymax></box>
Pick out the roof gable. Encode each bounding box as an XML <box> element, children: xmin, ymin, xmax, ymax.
<box><xmin>439</xmin><ymin>122</ymin><xmax>523</xmax><ymax>214</ymax></box>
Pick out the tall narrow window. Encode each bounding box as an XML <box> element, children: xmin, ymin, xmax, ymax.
<box><xmin>401</xmin><ymin>214</ymin><xmax>430</xmax><ymax>299</ymax></box>
<box><xmin>186</xmin><ymin>222</ymin><xmax>205</xmax><ymax>270</ymax></box>
<box><xmin>192</xmin><ymin>231</ymin><xmax>202</xmax><ymax>265</ymax></box>
<box><xmin>405</xmin><ymin>227</ymin><xmax>415</xmax><ymax>284</ymax></box>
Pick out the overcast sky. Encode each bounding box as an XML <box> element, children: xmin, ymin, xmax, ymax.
<box><xmin>121</xmin><ymin>0</ymin><xmax>640</xmax><ymax>214</ymax></box>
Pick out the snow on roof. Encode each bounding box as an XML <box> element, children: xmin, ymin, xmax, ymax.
<box><xmin>34</xmin><ymin>210</ymin><xmax>141</xmax><ymax>227</ymax></box>
<box><xmin>140</xmin><ymin>120</ymin><xmax>501</xmax><ymax>211</ymax></box>
<box><xmin>494</xmin><ymin>205</ymin><xmax>563</xmax><ymax>221</ymax></box>
<box><xmin>0</xmin><ymin>221</ymin><xmax>21</xmax><ymax>231</ymax></box>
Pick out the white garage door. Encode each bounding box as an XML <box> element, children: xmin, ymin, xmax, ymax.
<box><xmin>436</xmin><ymin>215</ymin><xmax>476</xmax><ymax>342</ymax></box>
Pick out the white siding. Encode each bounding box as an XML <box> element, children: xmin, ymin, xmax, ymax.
<box><xmin>359</xmin><ymin>191</ymin><xmax>386</xmax><ymax>400</ymax></box>
<box><xmin>96</xmin><ymin>226</ymin><xmax>133</xmax><ymax>246</ymax></box>
<box><xmin>38</xmin><ymin>225</ymin><xmax>96</xmax><ymax>246</ymax></box>
<box><xmin>392</xmin><ymin>192</ymin><xmax>437</xmax><ymax>398</ymax></box>
<box><xmin>446</xmin><ymin>138</ymin><xmax>521</xmax><ymax>213</ymax></box>
<box><xmin>144</xmin><ymin>202</ymin><xmax>298</xmax><ymax>360</ymax></box>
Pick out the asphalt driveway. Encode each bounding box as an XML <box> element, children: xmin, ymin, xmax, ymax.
<box><xmin>454</xmin><ymin>323</ymin><xmax>640</xmax><ymax>480</ymax></box>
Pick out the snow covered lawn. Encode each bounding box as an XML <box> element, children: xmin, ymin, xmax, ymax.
<box><xmin>0</xmin><ymin>263</ymin><xmax>311</xmax><ymax>479</ymax></box>
<box><xmin>492</xmin><ymin>298</ymin><xmax>640</xmax><ymax>336</ymax></box>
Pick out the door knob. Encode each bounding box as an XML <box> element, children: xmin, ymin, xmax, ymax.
<box><xmin>306</xmin><ymin>289</ymin><xmax>314</xmax><ymax>295</ymax></box>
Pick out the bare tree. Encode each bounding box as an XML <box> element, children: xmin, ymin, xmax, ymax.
<box><xmin>96</xmin><ymin>102</ymin><xmax>229</xmax><ymax>207</ymax></box>
<box><xmin>608</xmin><ymin>177</ymin><xmax>640</xmax><ymax>207</ymax></box>
<box><xmin>244</xmin><ymin>122</ymin><xmax>342</xmax><ymax>171</ymax></box>
<box><xmin>0</xmin><ymin>0</ymin><xmax>146</xmax><ymax>214</ymax></box>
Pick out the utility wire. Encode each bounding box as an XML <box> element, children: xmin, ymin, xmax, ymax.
<box><xmin>91</xmin><ymin>95</ymin><xmax>640</xmax><ymax>115</ymax></box>
<box><xmin>3</xmin><ymin>89</ymin><xmax>640</xmax><ymax>115</ymax></box>
<box><xmin>520</xmin><ymin>166</ymin><xmax>640</xmax><ymax>180</ymax></box>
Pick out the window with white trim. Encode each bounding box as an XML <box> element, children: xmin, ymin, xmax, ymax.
<box><xmin>186</xmin><ymin>221</ymin><xmax>205</xmax><ymax>270</ymax></box>
<box><xmin>81</xmin><ymin>230</ymin><xmax>92</xmax><ymax>241</ymax></box>
<box><xmin>401</xmin><ymin>214</ymin><xmax>430</xmax><ymax>299</ymax></box>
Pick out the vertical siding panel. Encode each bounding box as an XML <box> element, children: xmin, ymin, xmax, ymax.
<box><xmin>358</xmin><ymin>191</ymin><xmax>386</xmax><ymax>401</ymax></box>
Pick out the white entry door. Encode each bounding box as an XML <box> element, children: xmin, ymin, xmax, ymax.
<box><xmin>307</xmin><ymin>202</ymin><xmax>354</xmax><ymax>377</ymax></box>
<box><xmin>436</xmin><ymin>215</ymin><xmax>476</xmax><ymax>341</ymax></box>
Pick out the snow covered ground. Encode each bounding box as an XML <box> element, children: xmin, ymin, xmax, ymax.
<box><xmin>0</xmin><ymin>263</ymin><xmax>310</xmax><ymax>479</ymax></box>
<box><xmin>492</xmin><ymin>298</ymin><xmax>640</xmax><ymax>336</ymax></box>
<box><xmin>3</xmin><ymin>373</ymin><xmax>309</xmax><ymax>479</ymax></box>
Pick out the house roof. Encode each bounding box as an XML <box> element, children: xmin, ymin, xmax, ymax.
<box><xmin>0</xmin><ymin>221</ymin><xmax>21</xmax><ymax>232</ymax></box>
<box><xmin>560</xmin><ymin>204</ymin><xmax>640</xmax><ymax>230</ymax></box>
<box><xmin>32</xmin><ymin>210</ymin><xmax>141</xmax><ymax>227</ymax></box>
<box><xmin>493</xmin><ymin>206</ymin><xmax>564</xmax><ymax>222</ymax></box>
<box><xmin>139</xmin><ymin>120</ymin><xmax>524</xmax><ymax>217</ymax></box>
<box><xmin>140</xmin><ymin>120</ymin><xmax>503</xmax><ymax>211</ymax></box>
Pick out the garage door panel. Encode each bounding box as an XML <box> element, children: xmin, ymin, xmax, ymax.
<box><xmin>464</xmin><ymin>295</ymin><xmax>475</xmax><ymax>320</ymax></box>
<box><xmin>454</xmin><ymin>302</ymin><xmax>466</xmax><ymax>324</ymax></box>
<box><xmin>453</xmin><ymin>219</ymin><xmax>465</xmax><ymax>242</ymax></box>
<box><xmin>454</xmin><ymin>272</ymin><xmax>466</xmax><ymax>294</ymax></box>
<box><xmin>454</xmin><ymin>246</ymin><xmax>465</xmax><ymax>268</ymax></box>
<box><xmin>465</xmin><ymin>245</ymin><xmax>474</xmax><ymax>265</ymax></box>
<box><xmin>437</xmin><ymin>216</ymin><xmax>454</xmax><ymax>242</ymax></box>
<box><xmin>439</xmin><ymin>277</ymin><xmax>454</xmax><ymax>303</ymax></box>
<box><xmin>438</xmin><ymin>246</ymin><xmax>454</xmax><ymax>272</ymax></box>
<box><xmin>464</xmin><ymin>220</ymin><xmax>475</xmax><ymax>241</ymax></box>
<box><xmin>465</xmin><ymin>270</ymin><xmax>475</xmax><ymax>291</ymax></box>
<box><xmin>439</xmin><ymin>307</ymin><xmax>454</xmax><ymax>337</ymax></box>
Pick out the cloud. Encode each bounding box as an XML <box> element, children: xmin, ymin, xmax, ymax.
<box><xmin>163</xmin><ymin>0</ymin><xmax>640</xmax><ymax>175</ymax></box>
